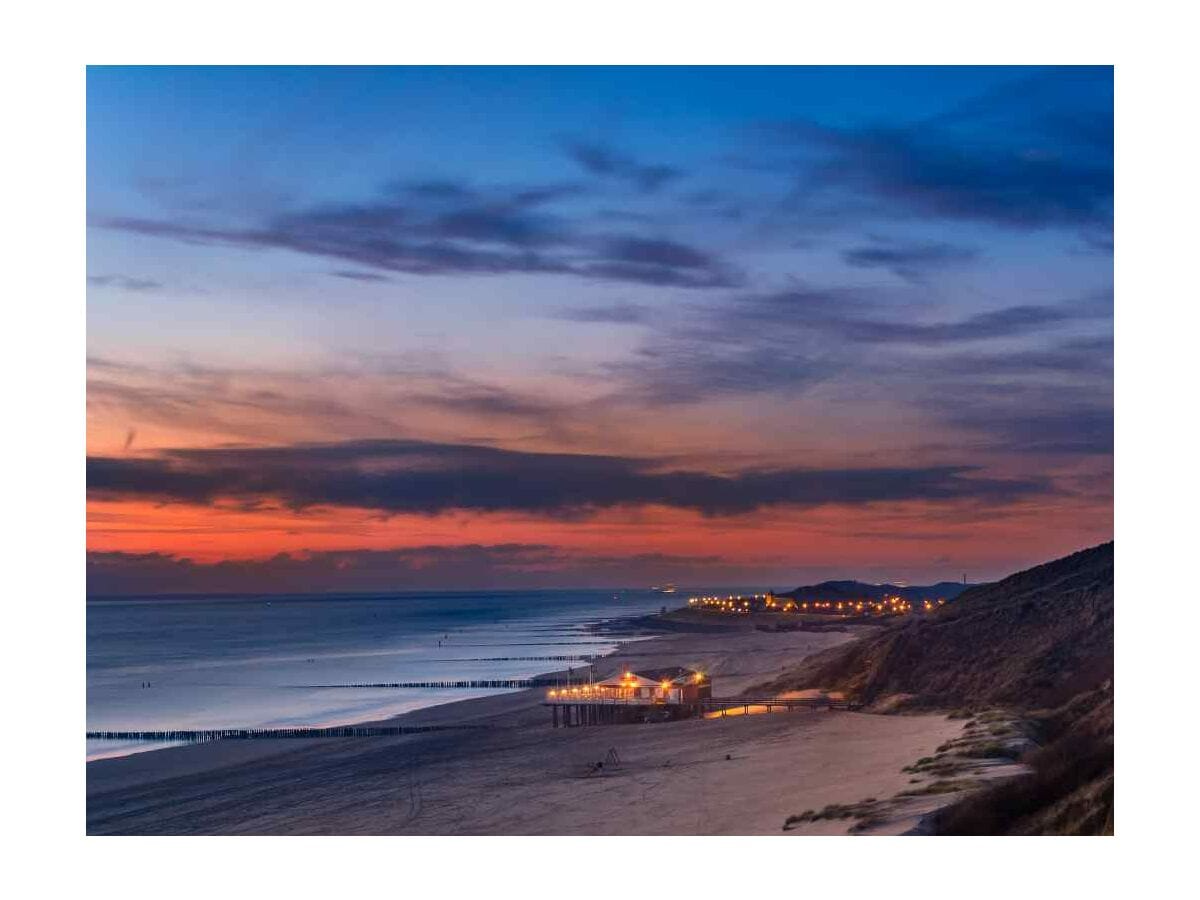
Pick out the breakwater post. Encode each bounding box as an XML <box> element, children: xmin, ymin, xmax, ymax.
<box><xmin>87</xmin><ymin>724</ymin><xmax>489</xmax><ymax>743</ymax></box>
<box><xmin>301</xmin><ymin>678</ymin><xmax>558</xmax><ymax>689</ymax></box>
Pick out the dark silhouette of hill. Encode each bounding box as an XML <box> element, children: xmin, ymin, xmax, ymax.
<box><xmin>781</xmin><ymin>580</ymin><xmax>971</xmax><ymax>603</ymax></box>
<box><xmin>760</xmin><ymin>542</ymin><xmax>1113</xmax><ymax>834</ymax></box>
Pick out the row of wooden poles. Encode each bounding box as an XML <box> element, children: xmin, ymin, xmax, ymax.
<box><xmin>303</xmin><ymin>678</ymin><xmax>560</xmax><ymax>689</ymax></box>
<box><xmin>87</xmin><ymin>724</ymin><xmax>488</xmax><ymax>742</ymax></box>
<box><xmin>551</xmin><ymin>703</ymin><xmax>672</xmax><ymax>727</ymax></box>
<box><xmin>444</xmin><ymin>655</ymin><xmax>595</xmax><ymax>662</ymax></box>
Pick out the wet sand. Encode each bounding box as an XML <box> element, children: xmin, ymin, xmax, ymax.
<box><xmin>86</xmin><ymin>619</ymin><xmax>966</xmax><ymax>835</ymax></box>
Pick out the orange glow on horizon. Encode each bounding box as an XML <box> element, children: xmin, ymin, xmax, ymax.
<box><xmin>88</xmin><ymin>494</ymin><xmax>1110</xmax><ymax>563</ymax></box>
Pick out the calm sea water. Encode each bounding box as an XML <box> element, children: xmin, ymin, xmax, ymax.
<box><xmin>86</xmin><ymin>588</ymin><xmax>699</xmax><ymax>761</ymax></box>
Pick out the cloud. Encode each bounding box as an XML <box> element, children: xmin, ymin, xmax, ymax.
<box><xmin>932</xmin><ymin>336</ymin><xmax>1113</xmax><ymax>378</ymax></box>
<box><xmin>329</xmin><ymin>270</ymin><xmax>391</xmax><ymax>282</ymax></box>
<box><xmin>609</xmin><ymin>333</ymin><xmax>827</xmax><ymax>405</ymax></box>
<box><xmin>758</xmin><ymin>68</ymin><xmax>1113</xmax><ymax>233</ymax></box>
<box><xmin>940</xmin><ymin>393</ymin><xmax>1113</xmax><ymax>456</ymax></box>
<box><xmin>555</xmin><ymin>302</ymin><xmax>650</xmax><ymax>324</ymax></box>
<box><xmin>1077</xmin><ymin>229</ymin><xmax>1115</xmax><ymax>256</ymax></box>
<box><xmin>842</xmin><ymin>238</ymin><xmax>978</xmax><ymax>281</ymax></box>
<box><xmin>86</xmin><ymin>545</ymin><xmax>764</xmax><ymax>595</ymax></box>
<box><xmin>604</xmin><ymin>283</ymin><xmax>1107</xmax><ymax>406</ymax></box>
<box><xmin>600</xmin><ymin>286</ymin><xmax>865</xmax><ymax>404</ymax></box>
<box><xmin>86</xmin><ymin>355</ymin><xmax>582</xmax><ymax>448</ymax></box>
<box><xmin>903</xmin><ymin>329</ymin><xmax>1112</xmax><ymax>456</ymax></box>
<box><xmin>94</xmin><ymin>177</ymin><xmax>735</xmax><ymax>290</ymax></box>
<box><xmin>86</xmin><ymin>438</ymin><xmax>1052</xmax><ymax>517</ymax></box>
<box><xmin>582</xmin><ymin>236</ymin><xmax>741</xmax><ymax>289</ymax></box>
<box><xmin>806</xmin><ymin>125</ymin><xmax>1110</xmax><ymax>229</ymax></box>
<box><xmin>87</xmin><ymin>274</ymin><xmax>164</xmax><ymax>291</ymax></box>
<box><xmin>563</xmin><ymin>140</ymin><xmax>682</xmax><ymax>192</ymax></box>
<box><xmin>402</xmin><ymin>382</ymin><xmax>572</xmax><ymax>421</ymax></box>
<box><xmin>820</xmin><ymin>304</ymin><xmax>1083</xmax><ymax>346</ymax></box>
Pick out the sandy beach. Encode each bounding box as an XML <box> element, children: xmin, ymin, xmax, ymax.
<box><xmin>87</xmin><ymin>617</ymin><xmax>974</xmax><ymax>835</ymax></box>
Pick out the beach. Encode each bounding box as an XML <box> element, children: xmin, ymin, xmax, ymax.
<box><xmin>87</xmin><ymin>614</ymin><xmax>975</xmax><ymax>835</ymax></box>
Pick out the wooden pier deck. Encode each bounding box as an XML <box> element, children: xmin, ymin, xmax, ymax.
<box><xmin>544</xmin><ymin>694</ymin><xmax>859</xmax><ymax>726</ymax></box>
<box><xmin>703</xmin><ymin>696</ymin><xmax>858</xmax><ymax>713</ymax></box>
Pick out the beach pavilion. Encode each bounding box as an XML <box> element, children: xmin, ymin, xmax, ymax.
<box><xmin>544</xmin><ymin>666</ymin><xmax>712</xmax><ymax>726</ymax></box>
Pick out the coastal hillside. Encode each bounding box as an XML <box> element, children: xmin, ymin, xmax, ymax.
<box><xmin>760</xmin><ymin>542</ymin><xmax>1114</xmax><ymax>834</ymax></box>
<box><xmin>766</xmin><ymin>543</ymin><xmax>1112</xmax><ymax>708</ymax></box>
<box><xmin>781</xmin><ymin>580</ymin><xmax>972</xmax><ymax>603</ymax></box>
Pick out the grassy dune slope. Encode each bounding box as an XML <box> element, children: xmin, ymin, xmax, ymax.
<box><xmin>755</xmin><ymin>542</ymin><xmax>1114</xmax><ymax>835</ymax></box>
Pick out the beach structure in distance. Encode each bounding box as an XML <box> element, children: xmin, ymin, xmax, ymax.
<box><xmin>688</xmin><ymin>591</ymin><xmax>946</xmax><ymax>617</ymax></box>
<box><xmin>544</xmin><ymin>665</ymin><xmax>857</xmax><ymax>727</ymax></box>
<box><xmin>545</xmin><ymin>666</ymin><xmax>711</xmax><ymax>727</ymax></box>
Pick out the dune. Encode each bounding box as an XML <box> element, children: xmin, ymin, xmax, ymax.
<box><xmin>758</xmin><ymin>542</ymin><xmax>1114</xmax><ymax>835</ymax></box>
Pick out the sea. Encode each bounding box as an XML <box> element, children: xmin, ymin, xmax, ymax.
<box><xmin>86</xmin><ymin>588</ymin><xmax>731</xmax><ymax>761</ymax></box>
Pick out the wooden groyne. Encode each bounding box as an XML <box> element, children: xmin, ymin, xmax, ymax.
<box><xmin>440</xmin><ymin>655</ymin><xmax>596</xmax><ymax>663</ymax></box>
<box><xmin>87</xmin><ymin>724</ymin><xmax>487</xmax><ymax>743</ymax></box>
<box><xmin>303</xmin><ymin>678</ymin><xmax>558</xmax><ymax>689</ymax></box>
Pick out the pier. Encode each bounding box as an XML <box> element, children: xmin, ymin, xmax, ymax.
<box><xmin>546</xmin><ymin>694</ymin><xmax>859</xmax><ymax>727</ymax></box>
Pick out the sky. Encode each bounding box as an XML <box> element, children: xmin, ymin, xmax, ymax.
<box><xmin>85</xmin><ymin>65</ymin><xmax>1113</xmax><ymax>594</ymax></box>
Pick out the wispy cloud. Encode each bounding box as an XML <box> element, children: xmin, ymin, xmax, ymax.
<box><xmin>562</xmin><ymin>140</ymin><xmax>682</xmax><ymax>193</ymax></box>
<box><xmin>94</xmin><ymin>177</ymin><xmax>738</xmax><ymax>290</ymax></box>
<box><xmin>328</xmin><ymin>270</ymin><xmax>391</xmax><ymax>282</ymax></box>
<box><xmin>603</xmin><ymin>284</ymin><xmax>1108</xmax><ymax>406</ymax></box>
<box><xmin>842</xmin><ymin>238</ymin><xmax>978</xmax><ymax>281</ymax></box>
<box><xmin>86</xmin><ymin>355</ymin><xmax>583</xmax><ymax>448</ymax></box>
<box><xmin>555</xmin><ymin>301</ymin><xmax>650</xmax><ymax>325</ymax></box>
<box><xmin>87</xmin><ymin>274</ymin><xmax>164</xmax><ymax>291</ymax></box>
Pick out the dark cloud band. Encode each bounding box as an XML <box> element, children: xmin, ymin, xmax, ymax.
<box><xmin>88</xmin><ymin>438</ymin><xmax>1052</xmax><ymax>516</ymax></box>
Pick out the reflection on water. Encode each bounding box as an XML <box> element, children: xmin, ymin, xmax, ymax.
<box><xmin>86</xmin><ymin>739</ymin><xmax>188</xmax><ymax>761</ymax></box>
